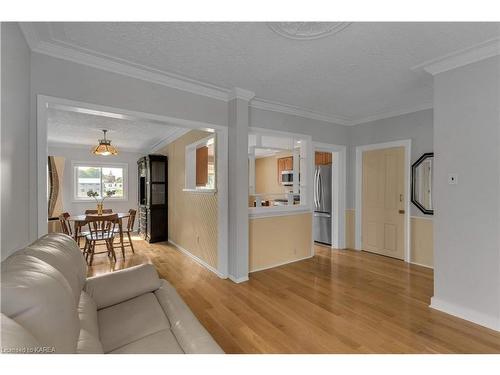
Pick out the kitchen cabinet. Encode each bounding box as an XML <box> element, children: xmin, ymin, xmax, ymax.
<box><xmin>196</xmin><ymin>146</ymin><xmax>208</xmax><ymax>186</ymax></box>
<box><xmin>315</xmin><ymin>152</ymin><xmax>332</xmax><ymax>165</ymax></box>
<box><xmin>277</xmin><ymin>156</ymin><xmax>293</xmax><ymax>183</ymax></box>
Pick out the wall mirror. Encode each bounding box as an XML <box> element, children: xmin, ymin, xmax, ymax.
<box><xmin>411</xmin><ymin>152</ymin><xmax>434</xmax><ymax>215</ymax></box>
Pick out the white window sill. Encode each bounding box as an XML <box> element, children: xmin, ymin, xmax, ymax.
<box><xmin>72</xmin><ymin>198</ymin><xmax>128</xmax><ymax>203</ymax></box>
<box><xmin>182</xmin><ymin>188</ymin><xmax>217</xmax><ymax>194</ymax></box>
<box><xmin>249</xmin><ymin>205</ymin><xmax>312</xmax><ymax>219</ymax></box>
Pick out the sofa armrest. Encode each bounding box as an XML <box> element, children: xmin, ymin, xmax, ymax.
<box><xmin>84</xmin><ymin>264</ymin><xmax>161</xmax><ymax>309</ymax></box>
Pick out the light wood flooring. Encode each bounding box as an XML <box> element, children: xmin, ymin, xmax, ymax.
<box><xmin>88</xmin><ymin>237</ymin><xmax>500</xmax><ymax>353</ymax></box>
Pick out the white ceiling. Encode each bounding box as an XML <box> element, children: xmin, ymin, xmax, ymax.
<box><xmin>27</xmin><ymin>22</ymin><xmax>500</xmax><ymax>124</ymax></box>
<box><xmin>47</xmin><ymin>107</ymin><xmax>185</xmax><ymax>152</ymax></box>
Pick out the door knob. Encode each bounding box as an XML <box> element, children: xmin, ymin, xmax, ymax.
<box><xmin>399</xmin><ymin>210</ymin><xmax>405</xmax><ymax>214</ymax></box>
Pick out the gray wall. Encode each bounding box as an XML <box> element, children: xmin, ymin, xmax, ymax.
<box><xmin>250</xmin><ymin>106</ymin><xmax>349</xmax><ymax>144</ymax></box>
<box><xmin>28</xmin><ymin>52</ymin><xmax>230</xmax><ymax>243</ymax></box>
<box><xmin>347</xmin><ymin>109</ymin><xmax>434</xmax><ymax>217</ymax></box>
<box><xmin>432</xmin><ymin>56</ymin><xmax>500</xmax><ymax>328</ymax></box>
<box><xmin>1</xmin><ymin>23</ymin><xmax>31</xmax><ymax>259</ymax></box>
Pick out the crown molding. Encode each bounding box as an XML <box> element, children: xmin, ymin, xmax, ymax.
<box><xmin>18</xmin><ymin>22</ymin><xmax>42</xmax><ymax>50</ymax></box>
<box><xmin>250</xmin><ymin>98</ymin><xmax>351</xmax><ymax>126</ymax></box>
<box><xmin>20</xmin><ymin>22</ymin><xmax>444</xmax><ymax>128</ymax></box>
<box><xmin>348</xmin><ymin>102</ymin><xmax>433</xmax><ymax>126</ymax></box>
<box><xmin>27</xmin><ymin>38</ymin><xmax>230</xmax><ymax>102</ymax></box>
<box><xmin>228</xmin><ymin>87</ymin><xmax>255</xmax><ymax>102</ymax></box>
<box><xmin>149</xmin><ymin>127</ymin><xmax>190</xmax><ymax>153</ymax></box>
<box><xmin>412</xmin><ymin>36</ymin><xmax>500</xmax><ymax>75</ymax></box>
<box><xmin>47</xmin><ymin>141</ymin><xmax>144</xmax><ymax>154</ymax></box>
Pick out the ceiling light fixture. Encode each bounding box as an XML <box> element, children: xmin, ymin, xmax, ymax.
<box><xmin>92</xmin><ymin>129</ymin><xmax>118</xmax><ymax>156</ymax></box>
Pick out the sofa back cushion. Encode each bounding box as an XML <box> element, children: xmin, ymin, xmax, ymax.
<box><xmin>1</xmin><ymin>254</ymin><xmax>80</xmax><ymax>353</ymax></box>
<box><xmin>21</xmin><ymin>233</ymin><xmax>87</xmax><ymax>305</ymax></box>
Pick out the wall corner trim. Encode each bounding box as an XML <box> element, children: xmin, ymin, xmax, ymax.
<box><xmin>412</xmin><ymin>37</ymin><xmax>500</xmax><ymax>75</ymax></box>
<box><xmin>228</xmin><ymin>275</ymin><xmax>250</xmax><ymax>283</ymax></box>
<box><xmin>228</xmin><ymin>87</ymin><xmax>255</xmax><ymax>102</ymax></box>
<box><xmin>430</xmin><ymin>297</ymin><xmax>500</xmax><ymax>332</ymax></box>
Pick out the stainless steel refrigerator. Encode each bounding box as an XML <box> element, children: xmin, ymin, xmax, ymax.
<box><xmin>313</xmin><ymin>164</ymin><xmax>332</xmax><ymax>245</ymax></box>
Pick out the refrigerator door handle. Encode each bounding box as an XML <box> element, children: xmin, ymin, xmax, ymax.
<box><xmin>316</xmin><ymin>169</ymin><xmax>321</xmax><ymax>209</ymax></box>
<box><xmin>318</xmin><ymin>172</ymin><xmax>323</xmax><ymax>210</ymax></box>
<box><xmin>314</xmin><ymin>168</ymin><xmax>319</xmax><ymax>209</ymax></box>
<box><xmin>313</xmin><ymin>169</ymin><xmax>316</xmax><ymax>208</ymax></box>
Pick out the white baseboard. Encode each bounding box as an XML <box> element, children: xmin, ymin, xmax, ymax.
<box><xmin>409</xmin><ymin>261</ymin><xmax>433</xmax><ymax>269</ymax></box>
<box><xmin>249</xmin><ymin>254</ymin><xmax>314</xmax><ymax>273</ymax></box>
<box><xmin>430</xmin><ymin>297</ymin><xmax>500</xmax><ymax>332</ymax></box>
<box><xmin>228</xmin><ymin>274</ymin><xmax>249</xmax><ymax>283</ymax></box>
<box><xmin>168</xmin><ymin>238</ymin><xmax>226</xmax><ymax>279</ymax></box>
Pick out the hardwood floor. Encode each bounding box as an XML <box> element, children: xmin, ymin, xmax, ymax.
<box><xmin>88</xmin><ymin>237</ymin><xmax>500</xmax><ymax>353</ymax></box>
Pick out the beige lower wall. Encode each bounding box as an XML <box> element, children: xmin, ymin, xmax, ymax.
<box><xmin>410</xmin><ymin>217</ymin><xmax>434</xmax><ymax>267</ymax></box>
<box><xmin>344</xmin><ymin>209</ymin><xmax>434</xmax><ymax>268</ymax></box>
<box><xmin>249</xmin><ymin>213</ymin><xmax>312</xmax><ymax>272</ymax></box>
<box><xmin>159</xmin><ymin>130</ymin><xmax>218</xmax><ymax>269</ymax></box>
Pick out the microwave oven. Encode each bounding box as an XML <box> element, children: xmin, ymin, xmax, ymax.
<box><xmin>281</xmin><ymin>170</ymin><xmax>294</xmax><ymax>186</ymax></box>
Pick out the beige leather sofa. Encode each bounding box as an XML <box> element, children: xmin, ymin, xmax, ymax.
<box><xmin>1</xmin><ymin>233</ymin><xmax>223</xmax><ymax>354</ymax></box>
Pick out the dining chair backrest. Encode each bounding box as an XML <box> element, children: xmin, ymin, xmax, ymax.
<box><xmin>127</xmin><ymin>209</ymin><xmax>137</xmax><ymax>231</ymax></box>
<box><xmin>85</xmin><ymin>209</ymin><xmax>113</xmax><ymax>214</ymax></box>
<box><xmin>84</xmin><ymin>214</ymin><xmax>119</xmax><ymax>240</ymax></box>
<box><xmin>58</xmin><ymin>212</ymin><xmax>72</xmax><ymax>236</ymax></box>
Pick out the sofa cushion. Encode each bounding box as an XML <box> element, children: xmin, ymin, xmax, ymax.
<box><xmin>21</xmin><ymin>233</ymin><xmax>87</xmax><ymax>305</ymax></box>
<box><xmin>85</xmin><ymin>264</ymin><xmax>161</xmax><ymax>309</ymax></box>
<box><xmin>109</xmin><ymin>329</ymin><xmax>184</xmax><ymax>354</ymax></box>
<box><xmin>1</xmin><ymin>254</ymin><xmax>80</xmax><ymax>353</ymax></box>
<box><xmin>76</xmin><ymin>291</ymin><xmax>103</xmax><ymax>353</ymax></box>
<box><xmin>98</xmin><ymin>293</ymin><xmax>170</xmax><ymax>353</ymax></box>
<box><xmin>78</xmin><ymin>291</ymin><xmax>99</xmax><ymax>337</ymax></box>
<box><xmin>154</xmin><ymin>280</ymin><xmax>224</xmax><ymax>354</ymax></box>
<box><xmin>77</xmin><ymin>329</ymin><xmax>104</xmax><ymax>354</ymax></box>
<box><xmin>1</xmin><ymin>314</ymin><xmax>42</xmax><ymax>354</ymax></box>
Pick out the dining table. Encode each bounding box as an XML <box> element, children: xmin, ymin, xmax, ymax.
<box><xmin>67</xmin><ymin>212</ymin><xmax>130</xmax><ymax>257</ymax></box>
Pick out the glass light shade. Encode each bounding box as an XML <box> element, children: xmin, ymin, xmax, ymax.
<box><xmin>92</xmin><ymin>130</ymin><xmax>118</xmax><ymax>156</ymax></box>
<box><xmin>92</xmin><ymin>141</ymin><xmax>118</xmax><ymax>156</ymax></box>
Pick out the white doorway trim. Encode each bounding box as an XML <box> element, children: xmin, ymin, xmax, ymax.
<box><xmin>355</xmin><ymin>139</ymin><xmax>412</xmax><ymax>262</ymax></box>
<box><xmin>36</xmin><ymin>95</ymin><xmax>229</xmax><ymax>278</ymax></box>
<box><xmin>312</xmin><ymin>142</ymin><xmax>347</xmax><ymax>250</ymax></box>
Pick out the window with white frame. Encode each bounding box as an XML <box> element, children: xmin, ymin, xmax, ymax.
<box><xmin>248</xmin><ymin>130</ymin><xmax>311</xmax><ymax>214</ymax></box>
<box><xmin>73</xmin><ymin>162</ymin><xmax>128</xmax><ymax>201</ymax></box>
<box><xmin>184</xmin><ymin>134</ymin><xmax>216</xmax><ymax>192</ymax></box>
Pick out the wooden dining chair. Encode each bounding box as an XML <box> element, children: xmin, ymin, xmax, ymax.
<box><xmin>82</xmin><ymin>214</ymin><xmax>119</xmax><ymax>266</ymax></box>
<box><xmin>58</xmin><ymin>213</ymin><xmax>73</xmax><ymax>236</ymax></box>
<box><xmin>83</xmin><ymin>209</ymin><xmax>113</xmax><ymax>232</ymax></box>
<box><xmin>84</xmin><ymin>209</ymin><xmax>113</xmax><ymax>214</ymax></box>
<box><xmin>114</xmin><ymin>209</ymin><xmax>137</xmax><ymax>254</ymax></box>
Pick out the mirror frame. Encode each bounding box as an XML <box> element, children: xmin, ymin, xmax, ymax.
<box><xmin>411</xmin><ymin>152</ymin><xmax>434</xmax><ymax>215</ymax></box>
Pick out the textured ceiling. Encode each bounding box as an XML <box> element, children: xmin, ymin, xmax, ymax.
<box><xmin>47</xmin><ymin>108</ymin><xmax>184</xmax><ymax>152</ymax></box>
<box><xmin>31</xmin><ymin>22</ymin><xmax>500</xmax><ymax>123</ymax></box>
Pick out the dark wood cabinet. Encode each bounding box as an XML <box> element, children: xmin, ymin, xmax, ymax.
<box><xmin>138</xmin><ymin>155</ymin><xmax>168</xmax><ymax>243</ymax></box>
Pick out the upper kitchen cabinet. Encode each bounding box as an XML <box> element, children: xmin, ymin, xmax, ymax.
<box><xmin>315</xmin><ymin>151</ymin><xmax>332</xmax><ymax>165</ymax></box>
<box><xmin>277</xmin><ymin>156</ymin><xmax>293</xmax><ymax>183</ymax></box>
<box><xmin>248</xmin><ymin>130</ymin><xmax>312</xmax><ymax>216</ymax></box>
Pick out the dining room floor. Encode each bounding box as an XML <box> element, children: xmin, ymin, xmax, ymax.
<box><xmin>86</xmin><ymin>236</ymin><xmax>500</xmax><ymax>354</ymax></box>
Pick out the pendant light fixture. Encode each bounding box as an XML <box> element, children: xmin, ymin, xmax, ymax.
<box><xmin>92</xmin><ymin>129</ymin><xmax>118</xmax><ymax>156</ymax></box>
